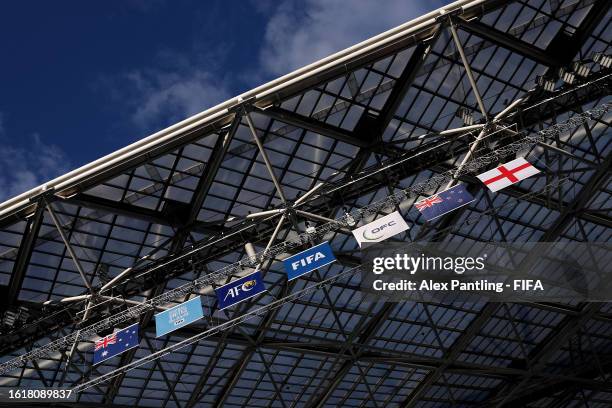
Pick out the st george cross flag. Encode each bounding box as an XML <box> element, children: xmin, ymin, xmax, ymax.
<box><xmin>93</xmin><ymin>323</ymin><xmax>139</xmax><ymax>365</ymax></box>
<box><xmin>476</xmin><ymin>157</ymin><xmax>540</xmax><ymax>192</ymax></box>
<box><xmin>415</xmin><ymin>184</ymin><xmax>475</xmax><ymax>221</ymax></box>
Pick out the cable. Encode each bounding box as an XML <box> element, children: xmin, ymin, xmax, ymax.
<box><xmin>0</xmin><ymin>102</ymin><xmax>608</xmax><ymax>376</ymax></box>
<box><xmin>72</xmin><ymin>265</ymin><xmax>361</xmax><ymax>392</ymax></box>
<box><xmin>73</xmin><ymin>175</ymin><xmax>574</xmax><ymax>392</ymax></box>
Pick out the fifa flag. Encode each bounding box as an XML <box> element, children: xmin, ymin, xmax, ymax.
<box><xmin>415</xmin><ymin>184</ymin><xmax>475</xmax><ymax>221</ymax></box>
<box><xmin>283</xmin><ymin>241</ymin><xmax>337</xmax><ymax>281</ymax></box>
<box><xmin>215</xmin><ymin>271</ymin><xmax>266</xmax><ymax>311</ymax></box>
<box><xmin>352</xmin><ymin>211</ymin><xmax>409</xmax><ymax>247</ymax></box>
<box><xmin>476</xmin><ymin>157</ymin><xmax>540</xmax><ymax>192</ymax></box>
<box><xmin>93</xmin><ymin>323</ymin><xmax>139</xmax><ymax>365</ymax></box>
<box><xmin>155</xmin><ymin>296</ymin><xmax>203</xmax><ymax>337</ymax></box>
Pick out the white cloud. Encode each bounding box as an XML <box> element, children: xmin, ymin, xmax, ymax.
<box><xmin>259</xmin><ymin>0</ymin><xmax>438</xmax><ymax>77</ymax></box>
<box><xmin>102</xmin><ymin>1</ymin><xmax>439</xmax><ymax>131</ymax></box>
<box><xmin>127</xmin><ymin>68</ymin><xmax>230</xmax><ymax>129</ymax></box>
<box><xmin>0</xmin><ymin>132</ymin><xmax>70</xmax><ymax>201</ymax></box>
<box><xmin>104</xmin><ymin>50</ymin><xmax>232</xmax><ymax>131</ymax></box>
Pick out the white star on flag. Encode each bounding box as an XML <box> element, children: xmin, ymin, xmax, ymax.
<box><xmin>476</xmin><ymin>157</ymin><xmax>540</xmax><ymax>192</ymax></box>
<box><xmin>102</xmin><ymin>351</ymin><xmax>108</xmax><ymax>357</ymax></box>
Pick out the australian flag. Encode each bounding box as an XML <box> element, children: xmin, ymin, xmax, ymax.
<box><xmin>415</xmin><ymin>184</ymin><xmax>475</xmax><ymax>221</ymax></box>
<box><xmin>93</xmin><ymin>323</ymin><xmax>139</xmax><ymax>365</ymax></box>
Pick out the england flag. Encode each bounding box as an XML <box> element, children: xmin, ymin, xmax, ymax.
<box><xmin>476</xmin><ymin>157</ymin><xmax>540</xmax><ymax>192</ymax></box>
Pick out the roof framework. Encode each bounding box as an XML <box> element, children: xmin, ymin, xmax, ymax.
<box><xmin>0</xmin><ymin>0</ymin><xmax>611</xmax><ymax>406</ymax></box>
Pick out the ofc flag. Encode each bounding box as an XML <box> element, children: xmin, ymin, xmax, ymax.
<box><xmin>476</xmin><ymin>157</ymin><xmax>540</xmax><ymax>192</ymax></box>
<box><xmin>154</xmin><ymin>296</ymin><xmax>203</xmax><ymax>337</ymax></box>
<box><xmin>283</xmin><ymin>241</ymin><xmax>337</xmax><ymax>281</ymax></box>
<box><xmin>215</xmin><ymin>270</ymin><xmax>266</xmax><ymax>310</ymax></box>
<box><xmin>415</xmin><ymin>184</ymin><xmax>475</xmax><ymax>221</ymax></box>
<box><xmin>93</xmin><ymin>323</ymin><xmax>139</xmax><ymax>365</ymax></box>
<box><xmin>352</xmin><ymin>211</ymin><xmax>409</xmax><ymax>247</ymax></box>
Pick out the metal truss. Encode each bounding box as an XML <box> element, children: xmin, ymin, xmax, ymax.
<box><xmin>2</xmin><ymin>101</ymin><xmax>606</xmax><ymax>377</ymax></box>
<box><xmin>1</xmin><ymin>1</ymin><xmax>611</xmax><ymax>406</ymax></box>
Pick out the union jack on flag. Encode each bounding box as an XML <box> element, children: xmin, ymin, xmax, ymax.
<box><xmin>415</xmin><ymin>195</ymin><xmax>443</xmax><ymax>210</ymax></box>
<box><xmin>95</xmin><ymin>333</ymin><xmax>117</xmax><ymax>351</ymax></box>
<box><xmin>414</xmin><ymin>184</ymin><xmax>475</xmax><ymax>222</ymax></box>
<box><xmin>93</xmin><ymin>323</ymin><xmax>139</xmax><ymax>365</ymax></box>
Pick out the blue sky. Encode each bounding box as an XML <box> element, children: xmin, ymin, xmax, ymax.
<box><xmin>0</xmin><ymin>0</ymin><xmax>442</xmax><ymax>200</ymax></box>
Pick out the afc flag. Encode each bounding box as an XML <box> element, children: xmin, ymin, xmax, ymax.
<box><xmin>93</xmin><ymin>323</ymin><xmax>139</xmax><ymax>365</ymax></box>
<box><xmin>215</xmin><ymin>271</ymin><xmax>266</xmax><ymax>311</ymax></box>
<box><xmin>415</xmin><ymin>184</ymin><xmax>475</xmax><ymax>221</ymax></box>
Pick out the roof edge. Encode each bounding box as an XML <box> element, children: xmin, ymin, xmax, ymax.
<box><xmin>0</xmin><ymin>0</ymin><xmax>486</xmax><ymax>220</ymax></box>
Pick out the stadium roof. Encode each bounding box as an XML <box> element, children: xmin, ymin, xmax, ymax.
<box><xmin>0</xmin><ymin>0</ymin><xmax>611</xmax><ymax>406</ymax></box>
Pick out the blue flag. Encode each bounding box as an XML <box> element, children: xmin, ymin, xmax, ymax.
<box><xmin>155</xmin><ymin>296</ymin><xmax>204</xmax><ymax>337</ymax></box>
<box><xmin>283</xmin><ymin>241</ymin><xmax>337</xmax><ymax>281</ymax></box>
<box><xmin>215</xmin><ymin>271</ymin><xmax>266</xmax><ymax>311</ymax></box>
<box><xmin>93</xmin><ymin>323</ymin><xmax>139</xmax><ymax>365</ymax></box>
<box><xmin>415</xmin><ymin>184</ymin><xmax>475</xmax><ymax>221</ymax></box>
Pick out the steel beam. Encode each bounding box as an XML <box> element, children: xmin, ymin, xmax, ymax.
<box><xmin>481</xmin><ymin>155</ymin><xmax>612</xmax><ymax>407</ymax></box>
<box><xmin>5</xmin><ymin>204</ymin><xmax>44</xmax><ymax>305</ymax></box>
<box><xmin>71</xmin><ymin>194</ymin><xmax>229</xmax><ymax>235</ymax></box>
<box><xmin>99</xmin><ymin>132</ymin><xmax>240</xmax><ymax>402</ymax></box>
<box><xmin>455</xmin><ymin>17</ymin><xmax>563</xmax><ymax>67</ymax></box>
<box><xmin>2</xmin><ymin>71</ymin><xmax>608</xmax><ymax>408</ymax></box>
<box><xmin>255</xmin><ymin>106</ymin><xmax>406</xmax><ymax>158</ymax></box>
<box><xmin>359</xmin><ymin>29</ymin><xmax>439</xmax><ymax>144</ymax></box>
<box><xmin>377</xmin><ymin>44</ymin><xmax>431</xmax><ymax>131</ymax></box>
<box><xmin>398</xmin><ymin>140</ymin><xmax>611</xmax><ymax>406</ymax></box>
<box><xmin>2</xmin><ymin>87</ymin><xmax>595</xmax><ymax>362</ymax></box>
<box><xmin>101</xmin><ymin>123</ymin><xmax>241</xmax><ymax>404</ymax></box>
<box><xmin>70</xmin><ymin>194</ymin><xmax>187</xmax><ymax>230</ymax></box>
<box><xmin>2</xmin><ymin>78</ymin><xmax>605</xmax><ymax>359</ymax></box>
<box><xmin>303</xmin><ymin>299</ymin><xmax>397</xmax><ymax>408</ymax></box>
<box><xmin>257</xmin><ymin>106</ymin><xmax>369</xmax><ymax>147</ymax></box>
<box><xmin>132</xmin><ymin>322</ymin><xmax>612</xmax><ymax>398</ymax></box>
<box><xmin>449</xmin><ymin>20</ymin><xmax>488</xmax><ymax>120</ymax></box>
<box><xmin>245</xmin><ymin>112</ymin><xmax>288</xmax><ymax>204</ymax></box>
<box><xmin>400</xmin><ymin>303</ymin><xmax>498</xmax><ymax>407</ymax></box>
<box><xmin>46</xmin><ymin>202</ymin><xmax>94</xmax><ymax>294</ymax></box>
<box><xmin>545</xmin><ymin>0</ymin><xmax>610</xmax><ymax>66</ymax></box>
<box><xmin>189</xmin><ymin>120</ymin><xmax>239</xmax><ymax>225</ymax></box>
<box><xmin>487</xmin><ymin>303</ymin><xmax>603</xmax><ymax>407</ymax></box>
